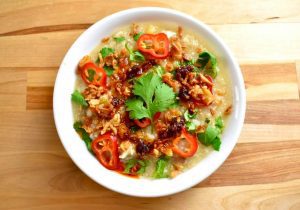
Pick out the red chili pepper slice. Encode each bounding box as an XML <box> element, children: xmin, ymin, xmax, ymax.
<box><xmin>80</xmin><ymin>62</ymin><xmax>107</xmax><ymax>87</ymax></box>
<box><xmin>92</xmin><ymin>133</ymin><xmax>119</xmax><ymax>170</ymax></box>
<box><xmin>137</xmin><ymin>33</ymin><xmax>170</xmax><ymax>59</ymax></box>
<box><xmin>172</xmin><ymin>128</ymin><xmax>198</xmax><ymax>158</ymax></box>
<box><xmin>153</xmin><ymin>112</ymin><xmax>161</xmax><ymax>121</ymax></box>
<box><xmin>134</xmin><ymin>118</ymin><xmax>151</xmax><ymax>128</ymax></box>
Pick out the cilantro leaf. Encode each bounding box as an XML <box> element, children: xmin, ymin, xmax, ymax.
<box><xmin>130</xmin><ymin>51</ymin><xmax>145</xmax><ymax>62</ymax></box>
<box><xmin>215</xmin><ymin>116</ymin><xmax>224</xmax><ymax>130</ymax></box>
<box><xmin>133</xmin><ymin>32</ymin><xmax>143</xmax><ymax>41</ymax></box>
<box><xmin>125</xmin><ymin>43</ymin><xmax>145</xmax><ymax>62</ymax></box>
<box><xmin>197</xmin><ymin>117</ymin><xmax>225</xmax><ymax>151</ymax></box>
<box><xmin>125</xmin><ymin>98</ymin><xmax>150</xmax><ymax>119</ymax></box>
<box><xmin>184</xmin><ymin>110</ymin><xmax>199</xmax><ymax>132</ymax></box>
<box><xmin>197</xmin><ymin>51</ymin><xmax>218</xmax><ymax>78</ymax></box>
<box><xmin>137</xmin><ymin>160</ymin><xmax>149</xmax><ymax>175</ymax></box>
<box><xmin>123</xmin><ymin>159</ymin><xmax>149</xmax><ymax>175</ymax></box>
<box><xmin>73</xmin><ymin>121</ymin><xmax>92</xmax><ymax>152</ymax></box>
<box><xmin>124</xmin><ymin>159</ymin><xmax>137</xmax><ymax>174</ymax></box>
<box><xmin>153</xmin><ymin>156</ymin><xmax>170</xmax><ymax>178</ymax></box>
<box><xmin>151</xmin><ymin>83</ymin><xmax>176</xmax><ymax>113</ymax></box>
<box><xmin>197</xmin><ymin>125</ymin><xmax>219</xmax><ymax>146</ymax></box>
<box><xmin>113</xmin><ymin>36</ymin><xmax>125</xmax><ymax>43</ymax></box>
<box><xmin>100</xmin><ymin>47</ymin><xmax>114</xmax><ymax>58</ymax></box>
<box><xmin>212</xmin><ymin>136</ymin><xmax>221</xmax><ymax>151</ymax></box>
<box><xmin>126</xmin><ymin>72</ymin><xmax>176</xmax><ymax>120</ymax></box>
<box><xmin>71</xmin><ymin>90</ymin><xmax>88</xmax><ymax>107</ymax></box>
<box><xmin>103</xmin><ymin>65</ymin><xmax>114</xmax><ymax>76</ymax></box>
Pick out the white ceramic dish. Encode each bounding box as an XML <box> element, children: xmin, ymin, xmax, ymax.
<box><xmin>53</xmin><ymin>7</ymin><xmax>246</xmax><ymax>197</ymax></box>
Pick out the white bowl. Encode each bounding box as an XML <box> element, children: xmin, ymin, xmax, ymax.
<box><xmin>53</xmin><ymin>7</ymin><xmax>246</xmax><ymax>197</ymax></box>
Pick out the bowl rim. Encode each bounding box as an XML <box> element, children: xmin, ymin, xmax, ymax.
<box><xmin>53</xmin><ymin>7</ymin><xmax>246</xmax><ymax>197</ymax></box>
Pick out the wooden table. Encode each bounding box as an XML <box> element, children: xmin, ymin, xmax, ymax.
<box><xmin>1</xmin><ymin>1</ymin><xmax>300</xmax><ymax>209</ymax></box>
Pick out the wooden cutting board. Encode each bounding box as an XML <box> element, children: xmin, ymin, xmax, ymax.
<box><xmin>0</xmin><ymin>1</ymin><xmax>299</xmax><ymax>209</ymax></box>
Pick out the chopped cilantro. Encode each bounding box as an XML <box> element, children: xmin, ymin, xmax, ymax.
<box><xmin>100</xmin><ymin>47</ymin><xmax>114</xmax><ymax>58</ymax></box>
<box><xmin>133</xmin><ymin>32</ymin><xmax>143</xmax><ymax>41</ymax></box>
<box><xmin>124</xmin><ymin>159</ymin><xmax>149</xmax><ymax>175</ymax></box>
<box><xmin>73</xmin><ymin>121</ymin><xmax>92</xmax><ymax>152</ymax></box>
<box><xmin>153</xmin><ymin>156</ymin><xmax>170</xmax><ymax>178</ymax></box>
<box><xmin>71</xmin><ymin>90</ymin><xmax>88</xmax><ymax>107</ymax></box>
<box><xmin>125</xmin><ymin>43</ymin><xmax>145</xmax><ymax>62</ymax></box>
<box><xmin>113</xmin><ymin>36</ymin><xmax>125</xmax><ymax>43</ymax></box>
<box><xmin>103</xmin><ymin>65</ymin><xmax>114</xmax><ymax>76</ymax></box>
<box><xmin>197</xmin><ymin>116</ymin><xmax>224</xmax><ymax>151</ymax></box>
<box><xmin>197</xmin><ymin>51</ymin><xmax>218</xmax><ymax>78</ymax></box>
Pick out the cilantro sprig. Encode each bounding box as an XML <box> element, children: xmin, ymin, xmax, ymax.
<box><xmin>124</xmin><ymin>159</ymin><xmax>149</xmax><ymax>175</ymax></box>
<box><xmin>71</xmin><ymin>90</ymin><xmax>88</xmax><ymax>107</ymax></box>
<box><xmin>73</xmin><ymin>121</ymin><xmax>92</xmax><ymax>152</ymax></box>
<box><xmin>125</xmin><ymin>72</ymin><xmax>176</xmax><ymax>120</ymax></box>
<box><xmin>197</xmin><ymin>51</ymin><xmax>218</xmax><ymax>78</ymax></box>
<box><xmin>125</xmin><ymin>43</ymin><xmax>145</xmax><ymax>62</ymax></box>
<box><xmin>197</xmin><ymin>116</ymin><xmax>224</xmax><ymax>151</ymax></box>
<box><xmin>100</xmin><ymin>47</ymin><xmax>114</xmax><ymax>58</ymax></box>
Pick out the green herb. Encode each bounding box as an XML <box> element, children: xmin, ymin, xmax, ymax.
<box><xmin>212</xmin><ymin>136</ymin><xmax>221</xmax><ymax>151</ymax></box>
<box><xmin>113</xmin><ymin>36</ymin><xmax>125</xmax><ymax>43</ymax></box>
<box><xmin>197</xmin><ymin>51</ymin><xmax>218</xmax><ymax>78</ymax></box>
<box><xmin>130</xmin><ymin>51</ymin><xmax>145</xmax><ymax>62</ymax></box>
<box><xmin>124</xmin><ymin>159</ymin><xmax>137</xmax><ymax>174</ymax></box>
<box><xmin>126</xmin><ymin>72</ymin><xmax>176</xmax><ymax>120</ymax></box>
<box><xmin>125</xmin><ymin>43</ymin><xmax>145</xmax><ymax>62</ymax></box>
<box><xmin>184</xmin><ymin>110</ymin><xmax>197</xmax><ymax>121</ymax></box>
<box><xmin>152</xmin><ymin>65</ymin><xmax>165</xmax><ymax>77</ymax></box>
<box><xmin>215</xmin><ymin>116</ymin><xmax>224</xmax><ymax>130</ymax></box>
<box><xmin>137</xmin><ymin>160</ymin><xmax>149</xmax><ymax>175</ymax></box>
<box><xmin>95</xmin><ymin>57</ymin><xmax>100</xmax><ymax>64</ymax></box>
<box><xmin>153</xmin><ymin>156</ymin><xmax>170</xmax><ymax>178</ymax></box>
<box><xmin>103</xmin><ymin>65</ymin><xmax>114</xmax><ymax>76</ymax></box>
<box><xmin>73</xmin><ymin>121</ymin><xmax>92</xmax><ymax>152</ymax></box>
<box><xmin>123</xmin><ymin>159</ymin><xmax>149</xmax><ymax>175</ymax></box>
<box><xmin>87</xmin><ymin>69</ymin><xmax>95</xmax><ymax>82</ymax></box>
<box><xmin>133</xmin><ymin>32</ymin><xmax>143</xmax><ymax>41</ymax></box>
<box><xmin>100</xmin><ymin>47</ymin><xmax>114</xmax><ymax>58</ymax></box>
<box><xmin>186</xmin><ymin>121</ymin><xmax>197</xmax><ymax>131</ymax></box>
<box><xmin>197</xmin><ymin>125</ymin><xmax>219</xmax><ymax>146</ymax></box>
<box><xmin>184</xmin><ymin>110</ymin><xmax>199</xmax><ymax>132</ymax></box>
<box><xmin>197</xmin><ymin>117</ymin><xmax>224</xmax><ymax>151</ymax></box>
<box><xmin>71</xmin><ymin>90</ymin><xmax>88</xmax><ymax>107</ymax></box>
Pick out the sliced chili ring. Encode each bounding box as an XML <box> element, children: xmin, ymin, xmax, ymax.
<box><xmin>172</xmin><ymin>128</ymin><xmax>198</xmax><ymax>158</ymax></box>
<box><xmin>92</xmin><ymin>133</ymin><xmax>119</xmax><ymax>170</ymax></box>
<box><xmin>134</xmin><ymin>118</ymin><xmax>151</xmax><ymax>128</ymax></box>
<box><xmin>137</xmin><ymin>33</ymin><xmax>170</xmax><ymax>59</ymax></box>
<box><xmin>80</xmin><ymin>62</ymin><xmax>107</xmax><ymax>87</ymax></box>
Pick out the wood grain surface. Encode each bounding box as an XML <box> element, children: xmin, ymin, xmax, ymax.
<box><xmin>0</xmin><ymin>1</ymin><xmax>300</xmax><ymax>209</ymax></box>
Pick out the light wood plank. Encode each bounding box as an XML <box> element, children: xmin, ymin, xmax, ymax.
<box><xmin>200</xmin><ymin>141</ymin><xmax>300</xmax><ymax>187</ymax></box>
<box><xmin>26</xmin><ymin>87</ymin><xmax>53</xmax><ymax>110</ymax></box>
<box><xmin>1</xmin><ymin>23</ymin><xmax>300</xmax><ymax>67</ymax></box>
<box><xmin>1</xmin><ymin>0</ymin><xmax>300</xmax><ymax>35</ymax></box>
<box><xmin>0</xmin><ymin>159</ymin><xmax>299</xmax><ymax>210</ymax></box>
<box><xmin>0</xmin><ymin>111</ymin><xmax>62</xmax><ymax>152</ymax></box>
<box><xmin>0</xmin><ymin>69</ymin><xmax>26</xmax><ymax>111</ymax></box>
<box><xmin>296</xmin><ymin>60</ymin><xmax>300</xmax><ymax>98</ymax></box>
<box><xmin>27</xmin><ymin>70</ymin><xmax>57</xmax><ymax>87</ymax></box>
<box><xmin>240</xmin><ymin>124</ymin><xmax>300</xmax><ymax>143</ymax></box>
<box><xmin>245</xmin><ymin>100</ymin><xmax>300</xmax><ymax>124</ymax></box>
<box><xmin>211</xmin><ymin>23</ymin><xmax>300</xmax><ymax>64</ymax></box>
